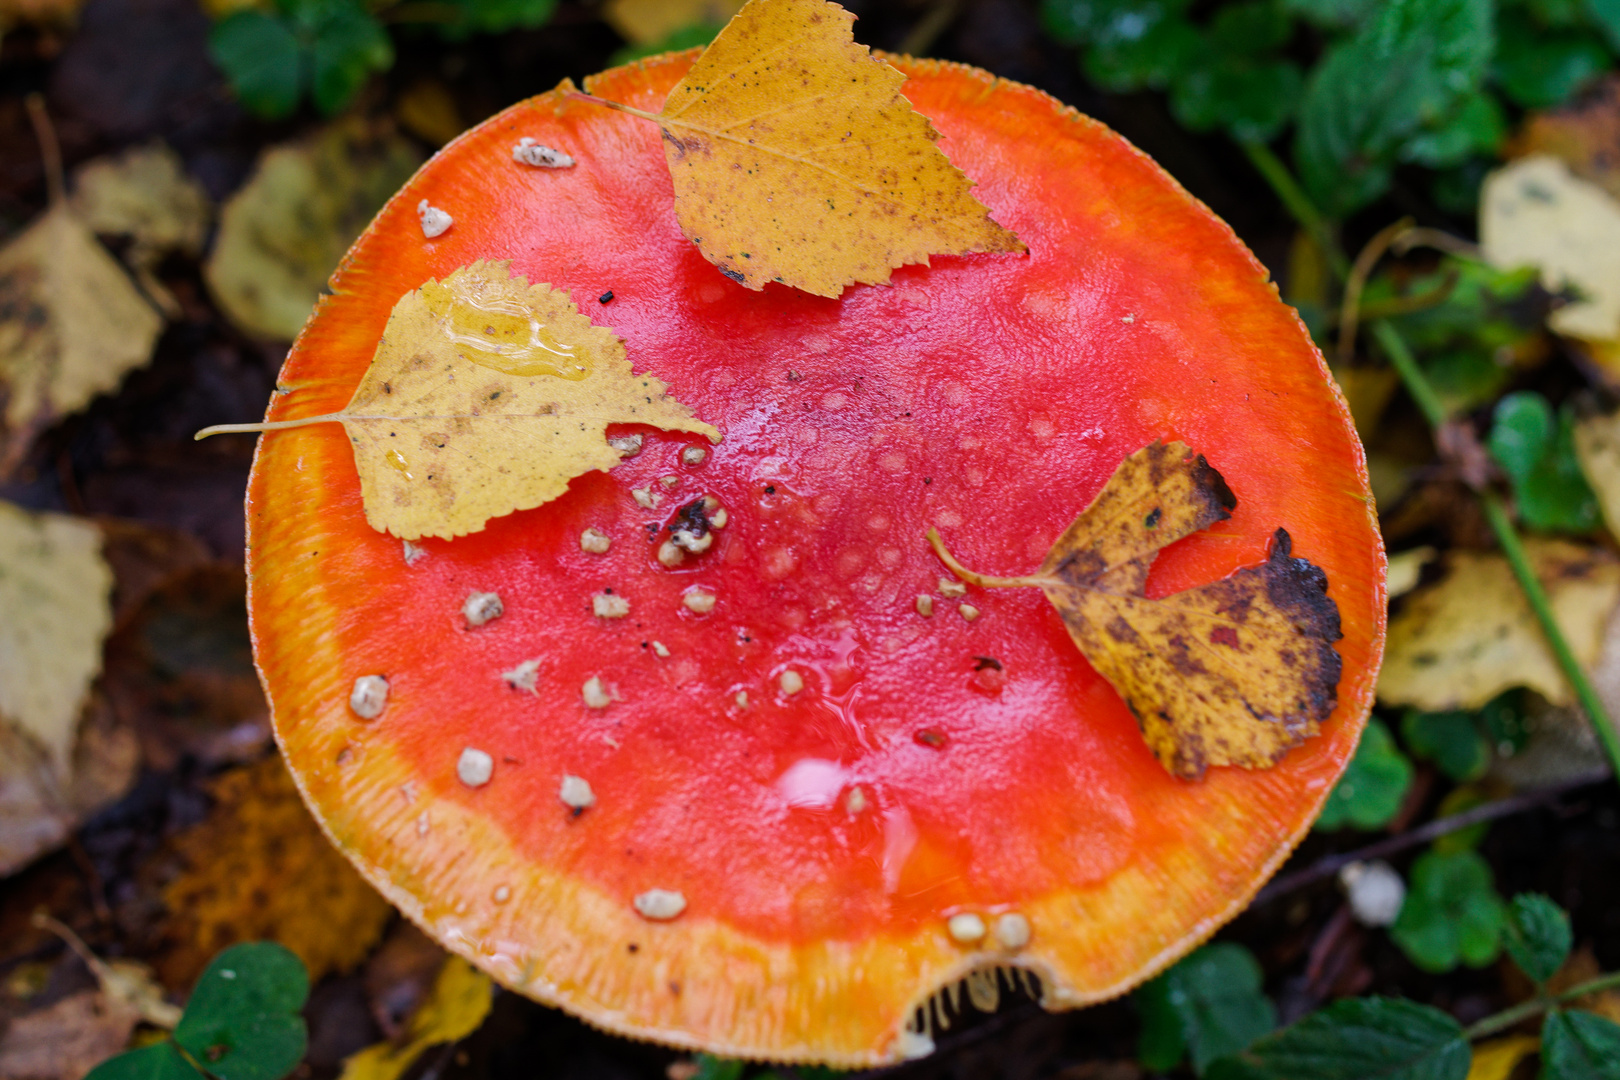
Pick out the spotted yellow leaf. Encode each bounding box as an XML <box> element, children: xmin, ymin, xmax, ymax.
<box><xmin>581</xmin><ymin>0</ymin><xmax>1023</xmax><ymax>297</ymax></box>
<box><xmin>929</xmin><ymin>441</ymin><xmax>1343</xmax><ymax>779</ymax></box>
<box><xmin>198</xmin><ymin>260</ymin><xmax>719</xmax><ymax>540</ymax></box>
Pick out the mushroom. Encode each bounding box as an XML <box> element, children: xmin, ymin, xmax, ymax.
<box><xmin>243</xmin><ymin>53</ymin><xmax>1383</xmax><ymax>1068</ymax></box>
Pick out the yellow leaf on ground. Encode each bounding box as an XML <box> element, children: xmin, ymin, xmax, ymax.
<box><xmin>160</xmin><ymin>756</ymin><xmax>392</xmax><ymax>987</ymax></box>
<box><xmin>1574</xmin><ymin>408</ymin><xmax>1620</xmax><ymax>544</ymax></box>
<box><xmin>1465</xmin><ymin>1035</ymin><xmax>1539</xmax><ymax>1080</ymax></box>
<box><xmin>71</xmin><ymin>142</ymin><xmax>211</xmax><ymax>260</ymax></box>
<box><xmin>1379</xmin><ymin>540</ymin><xmax>1620</xmax><ymax>712</ymax></box>
<box><xmin>1481</xmin><ymin>155</ymin><xmax>1620</xmax><ymax>342</ymax></box>
<box><xmin>202</xmin><ymin>260</ymin><xmax>720</xmax><ymax>541</ymax></box>
<box><xmin>340</xmin><ymin>957</ymin><xmax>493</xmax><ymax>1080</ymax></box>
<box><xmin>929</xmin><ymin>441</ymin><xmax>1343</xmax><ymax>779</ymax></box>
<box><xmin>1386</xmin><ymin>546</ymin><xmax>1436</xmax><ymax>600</ymax></box>
<box><xmin>204</xmin><ymin>120</ymin><xmax>421</xmax><ymax>341</ymax></box>
<box><xmin>604</xmin><ymin>0</ymin><xmax>743</xmax><ymax>44</ymax></box>
<box><xmin>590</xmin><ymin>0</ymin><xmax>1023</xmax><ymax>297</ymax></box>
<box><xmin>0</xmin><ymin>501</ymin><xmax>113</xmax><ymax>776</ymax></box>
<box><xmin>0</xmin><ymin>205</ymin><xmax>163</xmax><ymax>474</ymax></box>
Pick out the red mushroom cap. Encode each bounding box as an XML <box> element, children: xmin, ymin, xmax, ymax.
<box><xmin>246</xmin><ymin>53</ymin><xmax>1385</xmax><ymax>1066</ymax></box>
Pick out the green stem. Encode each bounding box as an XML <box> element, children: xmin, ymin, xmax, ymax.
<box><xmin>1239</xmin><ymin>140</ymin><xmax>1350</xmax><ymax>281</ymax></box>
<box><xmin>1463</xmin><ymin>970</ymin><xmax>1620</xmax><ymax>1041</ymax></box>
<box><xmin>1367</xmin><ymin>319</ymin><xmax>1447</xmax><ymax>430</ymax></box>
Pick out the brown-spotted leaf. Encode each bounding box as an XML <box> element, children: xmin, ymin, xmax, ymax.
<box><xmin>627</xmin><ymin>0</ymin><xmax>1024</xmax><ymax>297</ymax></box>
<box><xmin>931</xmin><ymin>441</ymin><xmax>1343</xmax><ymax>780</ymax></box>
<box><xmin>200</xmin><ymin>260</ymin><xmax>720</xmax><ymax>541</ymax></box>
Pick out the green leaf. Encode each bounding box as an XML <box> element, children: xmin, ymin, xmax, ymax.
<box><xmin>1401</xmin><ymin>709</ymin><xmax>1490</xmax><ymax>781</ymax></box>
<box><xmin>1489</xmin><ymin>393</ymin><xmax>1602</xmax><ymax>533</ymax></box>
<box><xmin>1316</xmin><ymin>717</ymin><xmax>1413</xmax><ymax>831</ymax></box>
<box><xmin>1541</xmin><ymin>1009</ymin><xmax>1620</xmax><ymax>1080</ymax></box>
<box><xmin>1204</xmin><ymin>997</ymin><xmax>1470</xmax><ymax>1080</ymax></box>
<box><xmin>1400</xmin><ymin>91</ymin><xmax>1505</xmax><ymax>168</ymax></box>
<box><xmin>304</xmin><ymin>0</ymin><xmax>391</xmax><ymax>115</ymax></box>
<box><xmin>209</xmin><ymin>11</ymin><xmax>304</xmax><ymax>120</ymax></box>
<box><xmin>1495</xmin><ymin>20</ymin><xmax>1609</xmax><ymax>109</ymax></box>
<box><xmin>1135</xmin><ymin>944</ymin><xmax>1276</xmax><ymax>1075</ymax></box>
<box><xmin>691</xmin><ymin>1056</ymin><xmax>747</xmax><ymax>1080</ymax></box>
<box><xmin>1390</xmin><ymin>849</ymin><xmax>1507</xmax><ymax>973</ymax></box>
<box><xmin>1083</xmin><ymin>10</ymin><xmax>1202</xmax><ymax>92</ymax></box>
<box><xmin>1208</xmin><ymin>0</ymin><xmax>1293</xmax><ymax>52</ymax></box>
<box><xmin>1504</xmin><ymin>893</ymin><xmax>1573</xmax><ymax>984</ymax></box>
<box><xmin>1170</xmin><ymin>56</ymin><xmax>1303</xmax><ymax>143</ymax></box>
<box><xmin>1283</xmin><ymin>0</ymin><xmax>1379</xmax><ymax>30</ymax></box>
<box><xmin>1295</xmin><ymin>0</ymin><xmax>1495</xmax><ymax>216</ymax></box>
<box><xmin>174</xmin><ymin>943</ymin><xmax>309</xmax><ymax>1080</ymax></box>
<box><xmin>432</xmin><ymin>0</ymin><xmax>556</xmax><ymax>39</ymax></box>
<box><xmin>1585</xmin><ymin>0</ymin><xmax>1620</xmax><ymax>52</ymax></box>
<box><xmin>84</xmin><ymin>1042</ymin><xmax>202</xmax><ymax>1080</ymax></box>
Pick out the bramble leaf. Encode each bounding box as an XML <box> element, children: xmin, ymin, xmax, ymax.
<box><xmin>930</xmin><ymin>441</ymin><xmax>1342</xmax><ymax>779</ymax></box>
<box><xmin>1135</xmin><ymin>943</ymin><xmax>1276</xmax><ymax>1075</ymax></box>
<box><xmin>1541</xmin><ymin>1009</ymin><xmax>1620</xmax><ymax>1080</ymax></box>
<box><xmin>1205</xmin><ymin>997</ymin><xmax>1470</xmax><ymax>1080</ymax></box>
<box><xmin>1401</xmin><ymin>709</ymin><xmax>1490</xmax><ymax>782</ymax></box>
<box><xmin>1316</xmin><ymin>717</ymin><xmax>1413</xmax><ymax>831</ymax></box>
<box><xmin>1504</xmin><ymin>893</ymin><xmax>1573</xmax><ymax>984</ymax></box>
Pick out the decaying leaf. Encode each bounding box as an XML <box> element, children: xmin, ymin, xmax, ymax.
<box><xmin>0</xmin><ymin>501</ymin><xmax>114</xmax><ymax>775</ymax></box>
<box><xmin>204</xmin><ymin>119</ymin><xmax>421</xmax><ymax>341</ymax></box>
<box><xmin>1480</xmin><ymin>155</ymin><xmax>1620</xmax><ymax>342</ymax></box>
<box><xmin>1463</xmin><ymin>1035</ymin><xmax>1539</xmax><ymax>1080</ymax></box>
<box><xmin>1507</xmin><ymin>74</ymin><xmax>1620</xmax><ymax>203</ymax></box>
<box><xmin>33</xmin><ymin>914</ymin><xmax>183</xmax><ymax>1029</ymax></box>
<box><xmin>587</xmin><ymin>0</ymin><xmax>1024</xmax><ymax>297</ymax></box>
<box><xmin>0</xmin><ymin>205</ymin><xmax>164</xmax><ymax>474</ymax></box>
<box><xmin>1387</xmin><ymin>546</ymin><xmax>1436</xmax><ymax>600</ymax></box>
<box><xmin>1379</xmin><ymin>540</ymin><xmax>1620</xmax><ymax>712</ymax></box>
<box><xmin>71</xmin><ymin>143</ymin><xmax>211</xmax><ymax>261</ymax></box>
<box><xmin>604</xmin><ymin>0</ymin><xmax>742</xmax><ymax>44</ymax></box>
<box><xmin>200</xmin><ymin>260</ymin><xmax>720</xmax><ymax>540</ymax></box>
<box><xmin>159</xmin><ymin>756</ymin><xmax>392</xmax><ymax>988</ymax></box>
<box><xmin>339</xmin><ymin>957</ymin><xmax>493</xmax><ymax>1080</ymax></box>
<box><xmin>1574</xmin><ymin>407</ymin><xmax>1620</xmax><ymax>544</ymax></box>
<box><xmin>0</xmin><ymin>990</ymin><xmax>140</xmax><ymax>1080</ymax></box>
<box><xmin>929</xmin><ymin>441</ymin><xmax>1343</xmax><ymax>779</ymax></box>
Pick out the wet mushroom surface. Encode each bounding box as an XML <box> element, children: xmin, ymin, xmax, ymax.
<box><xmin>247</xmin><ymin>54</ymin><xmax>1384</xmax><ymax>1065</ymax></box>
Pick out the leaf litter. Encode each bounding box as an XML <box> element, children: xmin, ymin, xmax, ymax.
<box><xmin>929</xmin><ymin>441</ymin><xmax>1343</xmax><ymax>779</ymax></box>
<box><xmin>199</xmin><ymin>260</ymin><xmax>721</xmax><ymax>540</ymax></box>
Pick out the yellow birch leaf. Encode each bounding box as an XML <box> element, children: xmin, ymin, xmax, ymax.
<box><xmin>339</xmin><ymin>957</ymin><xmax>493</xmax><ymax>1080</ymax></box>
<box><xmin>0</xmin><ymin>205</ymin><xmax>163</xmax><ymax>474</ymax></box>
<box><xmin>603</xmin><ymin>0</ymin><xmax>743</xmax><ymax>45</ymax></box>
<box><xmin>1465</xmin><ymin>1035</ymin><xmax>1539</xmax><ymax>1080</ymax></box>
<box><xmin>929</xmin><ymin>441</ymin><xmax>1343</xmax><ymax>779</ymax></box>
<box><xmin>200</xmin><ymin>260</ymin><xmax>720</xmax><ymax>541</ymax></box>
<box><xmin>1379</xmin><ymin>540</ymin><xmax>1620</xmax><ymax>712</ymax></box>
<box><xmin>1574</xmin><ymin>408</ymin><xmax>1620</xmax><ymax>545</ymax></box>
<box><xmin>585</xmin><ymin>0</ymin><xmax>1024</xmax><ymax>297</ymax></box>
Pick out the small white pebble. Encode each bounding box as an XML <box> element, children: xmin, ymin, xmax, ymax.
<box><xmin>580</xmin><ymin>527</ymin><xmax>611</xmax><ymax>554</ymax></box>
<box><xmin>995</xmin><ymin>913</ymin><xmax>1031</xmax><ymax>950</ymax></box>
<box><xmin>1341</xmin><ymin>860</ymin><xmax>1406</xmax><ymax>927</ymax></box>
<box><xmin>683</xmin><ymin>588</ymin><xmax>716</xmax><ymax>614</ymax></box>
<box><xmin>632</xmin><ymin>487</ymin><xmax>660</xmax><ymax>510</ymax></box>
<box><xmin>734</xmin><ymin>691</ymin><xmax>750</xmax><ymax>709</ymax></box>
<box><xmin>659</xmin><ymin>474</ymin><xmax>679</xmax><ymax>490</ymax></box>
<box><xmin>457</xmin><ymin>747</ymin><xmax>494</xmax><ymax>787</ymax></box>
<box><xmin>708</xmin><ymin>507</ymin><xmax>728</xmax><ymax>530</ymax></box>
<box><xmin>633</xmin><ymin>889</ymin><xmax>687</xmax><ymax>921</ymax></box>
<box><xmin>681</xmin><ymin>446</ymin><xmax>707</xmax><ymax>466</ymax></box>
<box><xmin>501</xmin><ymin>659</ymin><xmax>541</xmax><ymax>694</ymax></box>
<box><xmin>779</xmin><ymin>670</ymin><xmax>805</xmax><ymax>696</ymax></box>
<box><xmin>559</xmin><ymin>774</ymin><xmax>596</xmax><ymax>810</ymax></box>
<box><xmin>512</xmin><ymin>137</ymin><xmax>574</xmax><ymax>168</ymax></box>
<box><xmin>915</xmin><ymin>595</ymin><xmax>934</xmax><ymax>617</ymax></box>
<box><xmin>897</xmin><ymin>1030</ymin><xmax>936</xmax><ymax>1060</ymax></box>
<box><xmin>493</xmin><ymin>885</ymin><xmax>511</xmax><ymax>903</ymax></box>
<box><xmin>582</xmin><ymin>676</ymin><xmax>614</xmax><ymax>709</ymax></box>
<box><xmin>658</xmin><ymin>540</ymin><xmax>686</xmax><ymax>567</ymax></box>
<box><xmin>959</xmin><ymin>603</ymin><xmax>981</xmax><ymax>622</ymax></box>
<box><xmin>402</xmin><ymin>540</ymin><xmax>427</xmax><ymax>564</ymax></box>
<box><xmin>651</xmin><ymin>640</ymin><xmax>670</xmax><ymax>658</ymax></box>
<box><xmin>463</xmin><ymin>591</ymin><xmax>503</xmax><ymax>627</ymax></box>
<box><xmin>609</xmin><ymin>434</ymin><xmax>644</xmax><ymax>457</ymax></box>
<box><xmin>417</xmin><ymin>199</ymin><xmax>452</xmax><ymax>238</ymax></box>
<box><xmin>948</xmin><ymin>913</ymin><xmax>987</xmax><ymax>943</ymax></box>
<box><xmin>938</xmin><ymin>577</ymin><xmax>967</xmax><ymax>599</ymax></box>
<box><xmin>349</xmin><ymin>675</ymin><xmax>389</xmax><ymax>719</ymax></box>
<box><xmin>845</xmin><ymin>787</ymin><xmax>867</xmax><ymax>814</ymax></box>
<box><xmin>593</xmin><ymin>592</ymin><xmax>630</xmax><ymax>618</ymax></box>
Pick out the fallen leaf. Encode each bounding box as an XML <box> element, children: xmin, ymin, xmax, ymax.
<box><xmin>1574</xmin><ymin>407</ymin><xmax>1620</xmax><ymax>544</ymax></box>
<box><xmin>1386</xmin><ymin>546</ymin><xmax>1436</xmax><ymax>600</ymax></box>
<box><xmin>339</xmin><ymin>957</ymin><xmax>493</xmax><ymax>1080</ymax></box>
<box><xmin>1378</xmin><ymin>540</ymin><xmax>1620</xmax><ymax>712</ymax></box>
<box><xmin>32</xmin><ymin>914</ymin><xmax>183</xmax><ymax>1029</ymax></box>
<box><xmin>928</xmin><ymin>441</ymin><xmax>1343</xmax><ymax>779</ymax></box>
<box><xmin>70</xmin><ymin>142</ymin><xmax>211</xmax><ymax>261</ymax></box>
<box><xmin>1480</xmin><ymin>155</ymin><xmax>1620</xmax><ymax>342</ymax></box>
<box><xmin>0</xmin><ymin>205</ymin><xmax>164</xmax><ymax>475</ymax></box>
<box><xmin>1464</xmin><ymin>1034</ymin><xmax>1539</xmax><ymax>1080</ymax></box>
<box><xmin>603</xmin><ymin>0</ymin><xmax>742</xmax><ymax>44</ymax></box>
<box><xmin>159</xmin><ymin>756</ymin><xmax>392</xmax><ymax>988</ymax></box>
<box><xmin>394</xmin><ymin>80</ymin><xmax>463</xmax><ymax>147</ymax></box>
<box><xmin>586</xmin><ymin>0</ymin><xmax>1024</xmax><ymax>297</ymax></box>
<box><xmin>1507</xmin><ymin>74</ymin><xmax>1620</xmax><ymax>202</ymax></box>
<box><xmin>204</xmin><ymin>119</ymin><xmax>421</xmax><ymax>341</ymax></box>
<box><xmin>0</xmin><ymin>990</ymin><xmax>141</xmax><ymax>1080</ymax></box>
<box><xmin>201</xmin><ymin>260</ymin><xmax>720</xmax><ymax>541</ymax></box>
<box><xmin>0</xmin><ymin>501</ymin><xmax>115</xmax><ymax>775</ymax></box>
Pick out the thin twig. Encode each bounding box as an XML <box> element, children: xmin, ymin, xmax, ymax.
<box><xmin>1336</xmin><ymin>219</ymin><xmax>1413</xmax><ymax>367</ymax></box>
<box><xmin>1250</xmin><ymin>768</ymin><xmax>1610</xmax><ymax>906</ymax></box>
<box><xmin>24</xmin><ymin>93</ymin><xmax>65</xmax><ymax>207</ymax></box>
<box><xmin>1463</xmin><ymin>970</ymin><xmax>1620</xmax><ymax>1041</ymax></box>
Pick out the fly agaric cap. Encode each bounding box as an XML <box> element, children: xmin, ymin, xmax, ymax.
<box><xmin>244</xmin><ymin>47</ymin><xmax>1384</xmax><ymax>1068</ymax></box>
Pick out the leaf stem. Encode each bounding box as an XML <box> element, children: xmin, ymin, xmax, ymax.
<box><xmin>1463</xmin><ymin>970</ymin><xmax>1620</xmax><ymax>1041</ymax></box>
<box><xmin>567</xmin><ymin>91</ymin><xmax>662</xmax><ymax>124</ymax></box>
<box><xmin>194</xmin><ymin>414</ymin><xmax>346</xmax><ymax>439</ymax></box>
<box><xmin>925</xmin><ymin>528</ymin><xmax>1048</xmax><ymax>590</ymax></box>
<box><xmin>1238</xmin><ymin>139</ymin><xmax>1348</xmax><ymax>281</ymax></box>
